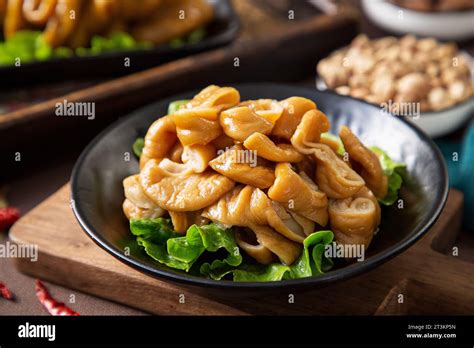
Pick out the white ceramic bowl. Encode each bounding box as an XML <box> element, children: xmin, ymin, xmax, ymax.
<box><xmin>316</xmin><ymin>77</ymin><xmax>474</xmax><ymax>138</ymax></box>
<box><xmin>408</xmin><ymin>98</ymin><xmax>474</xmax><ymax>137</ymax></box>
<box><xmin>316</xmin><ymin>47</ymin><xmax>474</xmax><ymax>138</ymax></box>
<box><xmin>362</xmin><ymin>0</ymin><xmax>474</xmax><ymax>41</ymax></box>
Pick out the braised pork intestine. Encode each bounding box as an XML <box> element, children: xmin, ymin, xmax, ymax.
<box><xmin>339</xmin><ymin>126</ymin><xmax>388</xmax><ymax>199</ymax></box>
<box><xmin>328</xmin><ymin>186</ymin><xmax>381</xmax><ymax>249</ymax></box>
<box><xmin>124</xmin><ymin>85</ymin><xmax>391</xmax><ymax>266</ymax></box>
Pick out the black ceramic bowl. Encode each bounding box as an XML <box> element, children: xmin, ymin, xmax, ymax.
<box><xmin>71</xmin><ymin>83</ymin><xmax>449</xmax><ymax>291</ymax></box>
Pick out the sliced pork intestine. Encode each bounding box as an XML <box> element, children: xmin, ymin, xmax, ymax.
<box><xmin>339</xmin><ymin>126</ymin><xmax>388</xmax><ymax>199</ymax></box>
<box><xmin>243</xmin><ymin>132</ymin><xmax>303</xmax><ymax>163</ymax></box>
<box><xmin>328</xmin><ymin>186</ymin><xmax>381</xmax><ymax>249</ymax></box>
<box><xmin>122</xmin><ymin>199</ymin><xmax>165</xmax><ymax>220</ymax></box>
<box><xmin>290</xmin><ymin>109</ymin><xmax>330</xmax><ymax>154</ymax></box>
<box><xmin>169</xmin><ymin>211</ymin><xmax>209</xmax><ymax>234</ymax></box>
<box><xmin>268</xmin><ymin>162</ymin><xmax>328</xmax><ymax>226</ymax></box>
<box><xmin>209</xmin><ymin>144</ymin><xmax>275</xmax><ymax>189</ymax></box>
<box><xmin>235</xmin><ymin>229</ymin><xmax>276</xmax><ymax>265</ymax></box>
<box><xmin>140</xmin><ymin>159</ymin><xmax>235</xmax><ymax>212</ymax></box>
<box><xmin>201</xmin><ymin>185</ymin><xmax>305</xmax><ymax>264</ymax></box>
<box><xmin>313</xmin><ymin>144</ymin><xmax>365</xmax><ymax>199</ymax></box>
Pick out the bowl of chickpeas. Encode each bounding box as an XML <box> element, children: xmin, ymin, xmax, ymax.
<box><xmin>316</xmin><ymin>34</ymin><xmax>474</xmax><ymax>137</ymax></box>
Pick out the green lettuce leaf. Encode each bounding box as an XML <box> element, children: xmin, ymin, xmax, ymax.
<box><xmin>130</xmin><ymin>218</ymin><xmax>179</xmax><ymax>243</ymax></box>
<box><xmin>321</xmin><ymin>132</ymin><xmax>345</xmax><ymax>156</ymax></box>
<box><xmin>187</xmin><ymin>28</ymin><xmax>206</xmax><ymax>44</ymax></box>
<box><xmin>198</xmin><ymin>224</ymin><xmax>242</xmax><ymax>266</ymax></box>
<box><xmin>0</xmin><ymin>30</ymin><xmax>152</xmax><ymax>66</ymax></box>
<box><xmin>167</xmin><ymin>100</ymin><xmax>190</xmax><ymax>114</ymax></box>
<box><xmin>132</xmin><ymin>137</ymin><xmax>144</xmax><ymax>157</ymax></box>
<box><xmin>131</xmin><ymin>218</ymin><xmax>335</xmax><ymax>282</ymax></box>
<box><xmin>131</xmin><ymin>218</ymin><xmax>192</xmax><ymax>271</ymax></box>
<box><xmin>370</xmin><ymin>146</ymin><xmax>407</xmax><ymax>206</ymax></box>
<box><xmin>169</xmin><ymin>28</ymin><xmax>206</xmax><ymax>48</ymax></box>
<box><xmin>137</xmin><ymin>237</ymin><xmax>191</xmax><ymax>271</ymax></box>
<box><xmin>289</xmin><ymin>230</ymin><xmax>334</xmax><ymax>278</ymax></box>
<box><xmin>202</xmin><ymin>230</ymin><xmax>334</xmax><ymax>282</ymax></box>
<box><xmin>169</xmin><ymin>38</ymin><xmax>186</xmax><ymax>49</ymax></box>
<box><xmin>203</xmin><ymin>263</ymin><xmax>292</xmax><ymax>282</ymax></box>
<box><xmin>131</xmin><ymin>219</ymin><xmax>241</xmax><ymax>272</ymax></box>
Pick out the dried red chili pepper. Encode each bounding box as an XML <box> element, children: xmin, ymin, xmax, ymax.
<box><xmin>0</xmin><ymin>282</ymin><xmax>13</xmax><ymax>300</ymax></box>
<box><xmin>35</xmin><ymin>280</ymin><xmax>80</xmax><ymax>316</ymax></box>
<box><xmin>0</xmin><ymin>207</ymin><xmax>20</xmax><ymax>230</ymax></box>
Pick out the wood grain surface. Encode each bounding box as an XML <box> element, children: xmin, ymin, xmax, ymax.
<box><xmin>9</xmin><ymin>186</ymin><xmax>474</xmax><ymax>315</ymax></box>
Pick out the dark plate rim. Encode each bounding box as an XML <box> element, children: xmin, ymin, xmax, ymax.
<box><xmin>70</xmin><ymin>82</ymin><xmax>449</xmax><ymax>290</ymax></box>
<box><xmin>0</xmin><ymin>0</ymin><xmax>239</xmax><ymax>72</ymax></box>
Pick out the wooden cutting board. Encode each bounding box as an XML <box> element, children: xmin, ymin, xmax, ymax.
<box><xmin>9</xmin><ymin>186</ymin><xmax>474</xmax><ymax>315</ymax></box>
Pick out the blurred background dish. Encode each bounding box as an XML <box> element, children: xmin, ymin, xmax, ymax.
<box><xmin>0</xmin><ymin>0</ymin><xmax>239</xmax><ymax>83</ymax></box>
<box><xmin>316</xmin><ymin>34</ymin><xmax>474</xmax><ymax>137</ymax></box>
<box><xmin>362</xmin><ymin>0</ymin><xmax>474</xmax><ymax>41</ymax></box>
<box><xmin>317</xmin><ymin>77</ymin><xmax>474</xmax><ymax>138</ymax></box>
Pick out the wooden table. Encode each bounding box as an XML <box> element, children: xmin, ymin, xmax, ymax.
<box><xmin>1</xmin><ymin>0</ymin><xmax>473</xmax><ymax>316</ymax></box>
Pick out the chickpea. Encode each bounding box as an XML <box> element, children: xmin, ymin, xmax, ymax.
<box><xmin>378</xmin><ymin>45</ymin><xmax>400</xmax><ymax>62</ymax></box>
<box><xmin>317</xmin><ymin>60</ymin><xmax>350</xmax><ymax>88</ymax></box>
<box><xmin>431</xmin><ymin>77</ymin><xmax>443</xmax><ymax>88</ymax></box>
<box><xmin>351</xmin><ymin>34</ymin><xmax>370</xmax><ymax>49</ymax></box>
<box><xmin>335</xmin><ymin>85</ymin><xmax>351</xmax><ymax>96</ymax></box>
<box><xmin>414</xmin><ymin>51</ymin><xmax>431</xmax><ymax>65</ymax></box>
<box><xmin>374</xmin><ymin>36</ymin><xmax>397</xmax><ymax>50</ymax></box>
<box><xmin>371</xmin><ymin>62</ymin><xmax>392</xmax><ymax>79</ymax></box>
<box><xmin>370</xmin><ymin>73</ymin><xmax>395</xmax><ymax>101</ymax></box>
<box><xmin>426</xmin><ymin>63</ymin><xmax>440</xmax><ymax>78</ymax></box>
<box><xmin>441</xmin><ymin>68</ymin><xmax>463</xmax><ymax>85</ymax></box>
<box><xmin>400</xmin><ymin>49</ymin><xmax>415</xmax><ymax>63</ymax></box>
<box><xmin>391</xmin><ymin>61</ymin><xmax>413</xmax><ymax>78</ymax></box>
<box><xmin>350</xmin><ymin>87</ymin><xmax>369</xmax><ymax>99</ymax></box>
<box><xmin>452</xmin><ymin>56</ymin><xmax>471</xmax><ymax>78</ymax></box>
<box><xmin>349</xmin><ymin>74</ymin><xmax>368</xmax><ymax>89</ymax></box>
<box><xmin>432</xmin><ymin>43</ymin><xmax>457</xmax><ymax>60</ymax></box>
<box><xmin>428</xmin><ymin>87</ymin><xmax>453</xmax><ymax>110</ymax></box>
<box><xmin>417</xmin><ymin>38</ymin><xmax>437</xmax><ymax>52</ymax></box>
<box><xmin>397</xmin><ymin>72</ymin><xmax>431</xmax><ymax>100</ymax></box>
<box><xmin>399</xmin><ymin>35</ymin><xmax>417</xmax><ymax>50</ymax></box>
<box><xmin>449</xmin><ymin>80</ymin><xmax>471</xmax><ymax>102</ymax></box>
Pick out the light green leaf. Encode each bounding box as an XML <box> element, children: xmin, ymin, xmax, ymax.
<box><xmin>370</xmin><ymin>146</ymin><xmax>407</xmax><ymax>206</ymax></box>
<box><xmin>132</xmin><ymin>220</ymin><xmax>241</xmax><ymax>273</ymax></box>
<box><xmin>201</xmin><ymin>230</ymin><xmax>335</xmax><ymax>282</ymax></box>
<box><xmin>167</xmin><ymin>100</ymin><xmax>190</xmax><ymax>114</ymax></box>
<box><xmin>321</xmin><ymin>132</ymin><xmax>345</xmax><ymax>156</ymax></box>
<box><xmin>132</xmin><ymin>137</ymin><xmax>144</xmax><ymax>157</ymax></box>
